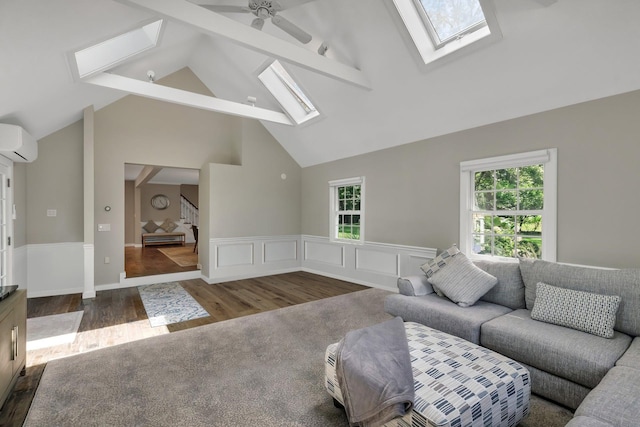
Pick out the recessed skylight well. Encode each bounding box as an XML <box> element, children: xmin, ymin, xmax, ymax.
<box><xmin>393</xmin><ymin>0</ymin><xmax>501</xmax><ymax>66</ymax></box>
<box><xmin>258</xmin><ymin>60</ymin><xmax>320</xmax><ymax>125</ymax></box>
<box><xmin>74</xmin><ymin>19</ymin><xmax>164</xmax><ymax>79</ymax></box>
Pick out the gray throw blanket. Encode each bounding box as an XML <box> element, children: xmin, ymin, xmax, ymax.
<box><xmin>335</xmin><ymin>317</ymin><xmax>414</xmax><ymax>427</ymax></box>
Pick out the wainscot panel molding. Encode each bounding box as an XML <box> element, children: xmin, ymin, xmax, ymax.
<box><xmin>82</xmin><ymin>244</ymin><xmax>96</xmax><ymax>299</ymax></box>
<box><xmin>301</xmin><ymin>235</ymin><xmax>437</xmax><ymax>292</ymax></box>
<box><xmin>205</xmin><ymin>236</ymin><xmax>301</xmax><ymax>284</ymax></box>
<box><xmin>12</xmin><ymin>245</ymin><xmax>28</xmax><ymax>291</ymax></box>
<box><xmin>26</xmin><ymin>242</ymin><xmax>85</xmax><ymax>298</ymax></box>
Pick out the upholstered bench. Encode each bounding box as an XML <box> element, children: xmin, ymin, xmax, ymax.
<box><xmin>325</xmin><ymin>322</ymin><xmax>531</xmax><ymax>427</ymax></box>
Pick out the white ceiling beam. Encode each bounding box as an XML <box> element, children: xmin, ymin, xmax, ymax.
<box><xmin>135</xmin><ymin>165</ymin><xmax>163</xmax><ymax>187</ymax></box>
<box><xmin>85</xmin><ymin>73</ymin><xmax>293</xmax><ymax>125</ymax></box>
<box><xmin>116</xmin><ymin>0</ymin><xmax>371</xmax><ymax>90</ymax></box>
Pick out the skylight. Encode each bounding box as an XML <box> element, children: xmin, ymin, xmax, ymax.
<box><xmin>414</xmin><ymin>0</ymin><xmax>486</xmax><ymax>48</ymax></box>
<box><xmin>74</xmin><ymin>20</ymin><xmax>163</xmax><ymax>79</ymax></box>
<box><xmin>258</xmin><ymin>60</ymin><xmax>319</xmax><ymax>125</ymax></box>
<box><xmin>392</xmin><ymin>0</ymin><xmax>501</xmax><ymax>66</ymax></box>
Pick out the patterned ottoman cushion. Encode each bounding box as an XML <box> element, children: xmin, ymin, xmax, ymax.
<box><xmin>325</xmin><ymin>322</ymin><xmax>531</xmax><ymax>427</ymax></box>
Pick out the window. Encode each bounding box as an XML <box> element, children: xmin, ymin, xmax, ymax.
<box><xmin>414</xmin><ymin>0</ymin><xmax>487</xmax><ymax>49</ymax></box>
<box><xmin>329</xmin><ymin>177</ymin><xmax>364</xmax><ymax>243</ymax></box>
<box><xmin>73</xmin><ymin>19</ymin><xmax>164</xmax><ymax>79</ymax></box>
<box><xmin>460</xmin><ymin>149</ymin><xmax>557</xmax><ymax>261</ymax></box>
<box><xmin>392</xmin><ymin>0</ymin><xmax>501</xmax><ymax>66</ymax></box>
<box><xmin>258</xmin><ymin>60</ymin><xmax>320</xmax><ymax>125</ymax></box>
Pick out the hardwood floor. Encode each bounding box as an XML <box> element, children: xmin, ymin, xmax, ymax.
<box><xmin>0</xmin><ymin>272</ymin><xmax>368</xmax><ymax>426</ymax></box>
<box><xmin>125</xmin><ymin>244</ymin><xmax>198</xmax><ymax>277</ymax></box>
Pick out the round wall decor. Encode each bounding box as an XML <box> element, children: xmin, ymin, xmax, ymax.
<box><xmin>151</xmin><ymin>194</ymin><xmax>170</xmax><ymax>210</ymax></box>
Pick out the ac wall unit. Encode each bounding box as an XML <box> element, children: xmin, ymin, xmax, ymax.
<box><xmin>0</xmin><ymin>124</ymin><xmax>38</xmax><ymax>162</ymax></box>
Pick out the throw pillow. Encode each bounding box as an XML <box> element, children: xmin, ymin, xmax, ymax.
<box><xmin>420</xmin><ymin>245</ymin><xmax>460</xmax><ymax>297</ymax></box>
<box><xmin>427</xmin><ymin>251</ymin><xmax>498</xmax><ymax>307</ymax></box>
<box><xmin>142</xmin><ymin>220</ymin><xmax>160</xmax><ymax>234</ymax></box>
<box><xmin>160</xmin><ymin>218</ymin><xmax>178</xmax><ymax>233</ymax></box>
<box><xmin>531</xmin><ymin>282</ymin><xmax>621</xmax><ymax>338</ymax></box>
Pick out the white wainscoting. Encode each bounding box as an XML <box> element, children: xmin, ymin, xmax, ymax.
<box><xmin>12</xmin><ymin>245</ymin><xmax>28</xmax><ymax>291</ymax></box>
<box><xmin>205</xmin><ymin>236</ymin><xmax>300</xmax><ymax>284</ymax></box>
<box><xmin>25</xmin><ymin>242</ymin><xmax>85</xmax><ymax>298</ymax></box>
<box><xmin>301</xmin><ymin>235</ymin><xmax>437</xmax><ymax>292</ymax></box>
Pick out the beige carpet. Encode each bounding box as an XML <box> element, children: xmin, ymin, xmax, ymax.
<box><xmin>157</xmin><ymin>245</ymin><xmax>198</xmax><ymax>267</ymax></box>
<box><xmin>24</xmin><ymin>289</ymin><xmax>573</xmax><ymax>426</ymax></box>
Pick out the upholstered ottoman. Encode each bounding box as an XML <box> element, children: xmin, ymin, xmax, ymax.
<box><xmin>325</xmin><ymin>322</ymin><xmax>530</xmax><ymax>427</ymax></box>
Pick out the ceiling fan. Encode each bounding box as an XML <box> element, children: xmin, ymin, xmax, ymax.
<box><xmin>199</xmin><ymin>1</ymin><xmax>313</xmax><ymax>44</ymax></box>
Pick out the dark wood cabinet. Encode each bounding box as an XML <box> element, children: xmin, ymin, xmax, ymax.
<box><xmin>0</xmin><ymin>290</ymin><xmax>26</xmax><ymax>408</ymax></box>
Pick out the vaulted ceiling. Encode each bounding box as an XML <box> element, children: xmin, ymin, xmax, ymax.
<box><xmin>3</xmin><ymin>0</ymin><xmax>640</xmax><ymax>167</ymax></box>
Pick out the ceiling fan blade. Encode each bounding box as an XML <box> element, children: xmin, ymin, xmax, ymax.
<box><xmin>271</xmin><ymin>15</ymin><xmax>312</xmax><ymax>44</ymax></box>
<box><xmin>199</xmin><ymin>5</ymin><xmax>251</xmax><ymax>13</ymax></box>
<box><xmin>251</xmin><ymin>17</ymin><xmax>265</xmax><ymax>30</ymax></box>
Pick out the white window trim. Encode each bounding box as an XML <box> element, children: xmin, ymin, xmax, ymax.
<box><xmin>391</xmin><ymin>0</ymin><xmax>502</xmax><ymax>68</ymax></box>
<box><xmin>329</xmin><ymin>176</ymin><xmax>365</xmax><ymax>244</ymax></box>
<box><xmin>459</xmin><ymin>149</ymin><xmax>557</xmax><ymax>262</ymax></box>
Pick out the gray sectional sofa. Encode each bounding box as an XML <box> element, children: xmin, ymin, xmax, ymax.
<box><xmin>384</xmin><ymin>257</ymin><xmax>640</xmax><ymax>427</ymax></box>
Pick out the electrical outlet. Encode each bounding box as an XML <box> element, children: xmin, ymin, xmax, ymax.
<box><xmin>47</xmin><ymin>209</ymin><xmax>57</xmax><ymax>217</ymax></box>
<box><xmin>104</xmin><ymin>257</ymin><xmax>110</xmax><ymax>264</ymax></box>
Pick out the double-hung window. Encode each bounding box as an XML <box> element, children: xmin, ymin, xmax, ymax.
<box><xmin>460</xmin><ymin>149</ymin><xmax>557</xmax><ymax>261</ymax></box>
<box><xmin>329</xmin><ymin>177</ymin><xmax>364</xmax><ymax>243</ymax></box>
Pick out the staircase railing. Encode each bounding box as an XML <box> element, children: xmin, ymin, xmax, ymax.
<box><xmin>180</xmin><ymin>195</ymin><xmax>199</xmax><ymax>226</ymax></box>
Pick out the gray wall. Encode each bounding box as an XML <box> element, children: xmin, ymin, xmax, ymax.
<box><xmin>26</xmin><ymin>120</ymin><xmax>84</xmax><ymax>244</ymax></box>
<box><xmin>302</xmin><ymin>89</ymin><xmax>640</xmax><ymax>269</ymax></box>
<box><xmin>210</xmin><ymin>119</ymin><xmax>301</xmax><ymax>238</ymax></box>
<box><xmin>93</xmin><ymin>67</ymin><xmax>242</xmax><ymax>285</ymax></box>
<box><xmin>124</xmin><ymin>180</ymin><xmax>135</xmax><ymax>245</ymax></box>
<box><xmin>139</xmin><ymin>184</ymin><xmax>181</xmax><ymax>223</ymax></box>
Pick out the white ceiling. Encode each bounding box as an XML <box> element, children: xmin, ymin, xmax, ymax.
<box><xmin>3</xmin><ymin>0</ymin><xmax>640</xmax><ymax>167</ymax></box>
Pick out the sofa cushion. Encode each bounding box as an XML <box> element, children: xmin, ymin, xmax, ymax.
<box><xmin>531</xmin><ymin>282</ymin><xmax>621</xmax><ymax>338</ymax></box>
<box><xmin>142</xmin><ymin>220</ymin><xmax>160</xmax><ymax>233</ymax></box>
<box><xmin>397</xmin><ymin>276</ymin><xmax>434</xmax><ymax>296</ymax></box>
<box><xmin>566</xmin><ymin>416</ymin><xmax>614</xmax><ymax>427</ymax></box>
<box><xmin>519</xmin><ymin>258</ymin><xmax>640</xmax><ymax>336</ymax></box>
<box><xmin>616</xmin><ymin>337</ymin><xmax>640</xmax><ymax>369</ymax></box>
<box><xmin>575</xmin><ymin>366</ymin><xmax>640</xmax><ymax>427</ymax></box>
<box><xmin>480</xmin><ymin>309</ymin><xmax>632</xmax><ymax>389</ymax></box>
<box><xmin>518</xmin><ymin>362</ymin><xmax>591</xmax><ymax>410</ymax></box>
<box><xmin>427</xmin><ymin>252</ymin><xmax>498</xmax><ymax>307</ymax></box>
<box><xmin>384</xmin><ymin>293</ymin><xmax>511</xmax><ymax>344</ymax></box>
<box><xmin>474</xmin><ymin>260</ymin><xmax>526</xmax><ymax>309</ymax></box>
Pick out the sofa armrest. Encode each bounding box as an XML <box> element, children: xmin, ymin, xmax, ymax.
<box><xmin>397</xmin><ymin>275</ymin><xmax>434</xmax><ymax>296</ymax></box>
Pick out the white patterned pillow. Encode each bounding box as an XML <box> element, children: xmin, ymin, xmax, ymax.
<box><xmin>426</xmin><ymin>251</ymin><xmax>498</xmax><ymax>307</ymax></box>
<box><xmin>531</xmin><ymin>282</ymin><xmax>621</xmax><ymax>338</ymax></box>
<box><xmin>420</xmin><ymin>245</ymin><xmax>460</xmax><ymax>297</ymax></box>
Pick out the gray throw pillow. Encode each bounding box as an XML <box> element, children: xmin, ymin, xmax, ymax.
<box><xmin>160</xmin><ymin>218</ymin><xmax>178</xmax><ymax>233</ymax></box>
<box><xmin>142</xmin><ymin>220</ymin><xmax>160</xmax><ymax>234</ymax></box>
<box><xmin>420</xmin><ymin>245</ymin><xmax>460</xmax><ymax>297</ymax></box>
<box><xmin>531</xmin><ymin>282</ymin><xmax>621</xmax><ymax>338</ymax></box>
<box><xmin>426</xmin><ymin>252</ymin><xmax>498</xmax><ymax>307</ymax></box>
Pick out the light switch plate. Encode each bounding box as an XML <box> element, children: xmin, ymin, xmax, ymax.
<box><xmin>97</xmin><ymin>224</ymin><xmax>111</xmax><ymax>232</ymax></box>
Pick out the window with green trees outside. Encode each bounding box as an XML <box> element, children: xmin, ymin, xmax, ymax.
<box><xmin>336</xmin><ymin>184</ymin><xmax>362</xmax><ymax>240</ymax></box>
<box><xmin>472</xmin><ymin>165</ymin><xmax>544</xmax><ymax>258</ymax></box>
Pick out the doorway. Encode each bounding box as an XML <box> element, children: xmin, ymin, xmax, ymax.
<box><xmin>124</xmin><ymin>164</ymin><xmax>199</xmax><ymax>278</ymax></box>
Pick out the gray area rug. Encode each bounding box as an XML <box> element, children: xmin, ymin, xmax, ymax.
<box><xmin>24</xmin><ymin>288</ymin><xmax>573</xmax><ymax>426</ymax></box>
<box><xmin>138</xmin><ymin>282</ymin><xmax>209</xmax><ymax>327</ymax></box>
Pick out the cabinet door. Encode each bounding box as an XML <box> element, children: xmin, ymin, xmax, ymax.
<box><xmin>12</xmin><ymin>293</ymin><xmax>26</xmax><ymax>374</ymax></box>
<box><xmin>0</xmin><ymin>310</ymin><xmax>13</xmax><ymax>394</ymax></box>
